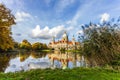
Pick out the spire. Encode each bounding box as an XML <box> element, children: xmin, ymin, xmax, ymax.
<box><xmin>72</xmin><ymin>35</ymin><xmax>75</xmax><ymax>41</ymax></box>
<box><xmin>73</xmin><ymin>35</ymin><xmax>74</xmax><ymax>37</ymax></box>
<box><xmin>64</xmin><ymin>30</ymin><xmax>67</xmax><ymax>33</ymax></box>
<box><xmin>52</xmin><ymin>36</ymin><xmax>55</xmax><ymax>42</ymax></box>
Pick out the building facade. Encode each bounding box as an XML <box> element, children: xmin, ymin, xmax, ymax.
<box><xmin>48</xmin><ymin>32</ymin><xmax>80</xmax><ymax>50</ymax></box>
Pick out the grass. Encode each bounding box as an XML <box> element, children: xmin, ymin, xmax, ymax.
<box><xmin>0</xmin><ymin>67</ymin><xmax>120</xmax><ymax>80</ymax></box>
<box><xmin>41</xmin><ymin>49</ymin><xmax>51</xmax><ymax>52</ymax></box>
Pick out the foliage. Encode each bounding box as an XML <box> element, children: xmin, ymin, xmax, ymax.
<box><xmin>18</xmin><ymin>40</ymin><xmax>48</xmax><ymax>51</ymax></box>
<box><xmin>32</xmin><ymin>42</ymin><xmax>41</xmax><ymax>50</ymax></box>
<box><xmin>78</xmin><ymin>18</ymin><xmax>120</xmax><ymax>67</ymax></box>
<box><xmin>19</xmin><ymin>39</ymin><xmax>31</xmax><ymax>50</ymax></box>
<box><xmin>0</xmin><ymin>68</ymin><xmax>119</xmax><ymax>80</ymax></box>
<box><xmin>0</xmin><ymin>4</ymin><xmax>16</xmax><ymax>51</ymax></box>
<box><xmin>41</xmin><ymin>43</ymin><xmax>48</xmax><ymax>49</ymax></box>
<box><xmin>60</xmin><ymin>48</ymin><xmax>65</xmax><ymax>52</ymax></box>
<box><xmin>13</xmin><ymin>42</ymin><xmax>20</xmax><ymax>49</ymax></box>
<box><xmin>32</xmin><ymin>42</ymin><xmax>48</xmax><ymax>50</ymax></box>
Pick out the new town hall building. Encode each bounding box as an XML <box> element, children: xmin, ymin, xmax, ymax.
<box><xmin>48</xmin><ymin>32</ymin><xmax>80</xmax><ymax>50</ymax></box>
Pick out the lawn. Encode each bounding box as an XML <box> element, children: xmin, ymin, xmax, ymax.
<box><xmin>0</xmin><ymin>68</ymin><xmax>120</xmax><ymax>80</ymax></box>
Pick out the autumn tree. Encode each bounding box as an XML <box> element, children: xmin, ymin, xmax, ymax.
<box><xmin>41</xmin><ymin>43</ymin><xmax>48</xmax><ymax>49</ymax></box>
<box><xmin>32</xmin><ymin>42</ymin><xmax>48</xmax><ymax>50</ymax></box>
<box><xmin>19</xmin><ymin>39</ymin><xmax>31</xmax><ymax>50</ymax></box>
<box><xmin>0</xmin><ymin>4</ymin><xmax>15</xmax><ymax>51</ymax></box>
<box><xmin>32</xmin><ymin>42</ymin><xmax>41</xmax><ymax>50</ymax></box>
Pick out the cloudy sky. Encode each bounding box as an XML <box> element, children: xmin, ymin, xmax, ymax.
<box><xmin>0</xmin><ymin>0</ymin><xmax>120</xmax><ymax>44</ymax></box>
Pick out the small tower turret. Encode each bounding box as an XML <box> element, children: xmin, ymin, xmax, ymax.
<box><xmin>51</xmin><ymin>36</ymin><xmax>55</xmax><ymax>43</ymax></box>
<box><xmin>72</xmin><ymin>35</ymin><xmax>75</xmax><ymax>45</ymax></box>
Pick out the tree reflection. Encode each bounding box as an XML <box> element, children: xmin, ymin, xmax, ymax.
<box><xmin>0</xmin><ymin>54</ymin><xmax>10</xmax><ymax>72</ymax></box>
<box><xmin>0</xmin><ymin>52</ymin><xmax>18</xmax><ymax>72</ymax></box>
<box><xmin>19</xmin><ymin>52</ymin><xmax>30</xmax><ymax>62</ymax></box>
<box><xmin>30</xmin><ymin>51</ymin><xmax>48</xmax><ymax>59</ymax></box>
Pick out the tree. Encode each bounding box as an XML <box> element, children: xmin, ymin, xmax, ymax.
<box><xmin>41</xmin><ymin>43</ymin><xmax>48</xmax><ymax>49</ymax></box>
<box><xmin>0</xmin><ymin>4</ymin><xmax>16</xmax><ymax>51</ymax></box>
<box><xmin>32</xmin><ymin>42</ymin><xmax>48</xmax><ymax>50</ymax></box>
<box><xmin>32</xmin><ymin>42</ymin><xmax>41</xmax><ymax>50</ymax></box>
<box><xmin>14</xmin><ymin>42</ymin><xmax>20</xmax><ymax>49</ymax></box>
<box><xmin>79</xmin><ymin>20</ymin><xmax>120</xmax><ymax>67</ymax></box>
<box><xmin>19</xmin><ymin>39</ymin><xmax>31</xmax><ymax>50</ymax></box>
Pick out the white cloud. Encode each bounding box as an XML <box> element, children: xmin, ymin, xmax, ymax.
<box><xmin>31</xmin><ymin>25</ymin><xmax>73</xmax><ymax>39</ymax></box>
<box><xmin>100</xmin><ymin>13</ymin><xmax>110</xmax><ymax>23</ymax></box>
<box><xmin>76</xmin><ymin>30</ymin><xmax>83</xmax><ymax>34</ymax></box>
<box><xmin>15</xmin><ymin>11</ymin><xmax>31</xmax><ymax>22</ymax></box>
<box><xmin>66</xmin><ymin>20</ymin><xmax>72</xmax><ymax>24</ymax></box>
<box><xmin>55</xmin><ymin>0</ymin><xmax>75</xmax><ymax>13</ymax></box>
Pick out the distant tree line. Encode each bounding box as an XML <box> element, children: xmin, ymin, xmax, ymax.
<box><xmin>14</xmin><ymin>39</ymin><xmax>48</xmax><ymax>51</ymax></box>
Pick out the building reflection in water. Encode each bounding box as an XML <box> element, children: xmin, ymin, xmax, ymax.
<box><xmin>48</xmin><ymin>51</ymin><xmax>87</xmax><ymax>69</ymax></box>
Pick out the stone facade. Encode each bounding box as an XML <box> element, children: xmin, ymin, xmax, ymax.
<box><xmin>48</xmin><ymin>32</ymin><xmax>80</xmax><ymax>50</ymax></box>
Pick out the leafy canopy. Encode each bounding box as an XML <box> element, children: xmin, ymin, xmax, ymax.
<box><xmin>0</xmin><ymin>4</ymin><xmax>16</xmax><ymax>51</ymax></box>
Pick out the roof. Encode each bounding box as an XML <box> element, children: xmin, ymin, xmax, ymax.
<box><xmin>75</xmin><ymin>42</ymin><xmax>80</xmax><ymax>45</ymax></box>
<box><xmin>68</xmin><ymin>41</ymin><xmax>73</xmax><ymax>45</ymax></box>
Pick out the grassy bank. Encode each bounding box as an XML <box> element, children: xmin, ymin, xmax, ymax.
<box><xmin>0</xmin><ymin>68</ymin><xmax>120</xmax><ymax>80</ymax></box>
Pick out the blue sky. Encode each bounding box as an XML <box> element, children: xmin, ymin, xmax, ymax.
<box><xmin>0</xmin><ymin>0</ymin><xmax>120</xmax><ymax>44</ymax></box>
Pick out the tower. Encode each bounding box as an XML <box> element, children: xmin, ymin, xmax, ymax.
<box><xmin>62</xmin><ymin>31</ymin><xmax>68</xmax><ymax>41</ymax></box>
<box><xmin>72</xmin><ymin>35</ymin><xmax>75</xmax><ymax>45</ymax></box>
<box><xmin>52</xmin><ymin>36</ymin><xmax>55</xmax><ymax>43</ymax></box>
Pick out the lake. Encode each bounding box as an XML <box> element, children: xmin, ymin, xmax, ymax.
<box><xmin>0</xmin><ymin>51</ymin><xmax>87</xmax><ymax>73</ymax></box>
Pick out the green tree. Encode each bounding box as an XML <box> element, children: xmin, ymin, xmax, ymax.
<box><xmin>0</xmin><ymin>4</ymin><xmax>16</xmax><ymax>51</ymax></box>
<box><xmin>41</xmin><ymin>43</ymin><xmax>48</xmax><ymax>49</ymax></box>
<box><xmin>32</xmin><ymin>42</ymin><xmax>41</xmax><ymax>50</ymax></box>
<box><xmin>19</xmin><ymin>39</ymin><xmax>31</xmax><ymax>50</ymax></box>
<box><xmin>79</xmin><ymin>20</ymin><xmax>120</xmax><ymax>67</ymax></box>
<box><xmin>14</xmin><ymin>42</ymin><xmax>19</xmax><ymax>49</ymax></box>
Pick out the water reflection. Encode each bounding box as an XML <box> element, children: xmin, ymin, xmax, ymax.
<box><xmin>48</xmin><ymin>51</ymin><xmax>86</xmax><ymax>69</ymax></box>
<box><xmin>0</xmin><ymin>51</ymin><xmax>87</xmax><ymax>73</ymax></box>
<box><xmin>0</xmin><ymin>52</ymin><xmax>18</xmax><ymax>72</ymax></box>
